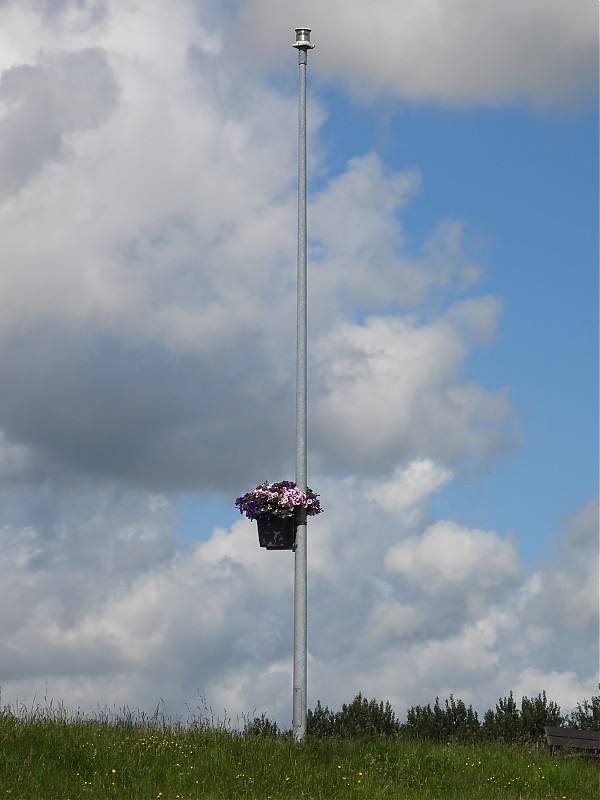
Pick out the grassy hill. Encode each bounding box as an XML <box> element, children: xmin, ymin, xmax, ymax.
<box><xmin>1</xmin><ymin>706</ymin><xmax>597</xmax><ymax>799</ymax></box>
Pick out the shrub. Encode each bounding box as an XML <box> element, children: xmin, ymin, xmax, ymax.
<box><xmin>335</xmin><ymin>693</ymin><xmax>399</xmax><ymax>738</ymax></box>
<box><xmin>307</xmin><ymin>694</ymin><xmax>398</xmax><ymax>738</ymax></box>
<box><xmin>567</xmin><ymin>691</ymin><xmax>600</xmax><ymax>730</ymax></box>
<box><xmin>306</xmin><ymin>700</ymin><xmax>337</xmax><ymax>738</ymax></box>
<box><xmin>307</xmin><ymin>688</ymin><xmax>597</xmax><ymax>744</ymax></box>
<box><xmin>243</xmin><ymin>713</ymin><xmax>281</xmax><ymax>738</ymax></box>
<box><xmin>520</xmin><ymin>691</ymin><xmax>563</xmax><ymax>739</ymax></box>
<box><xmin>402</xmin><ymin>695</ymin><xmax>480</xmax><ymax>742</ymax></box>
<box><xmin>482</xmin><ymin>691</ymin><xmax>563</xmax><ymax>742</ymax></box>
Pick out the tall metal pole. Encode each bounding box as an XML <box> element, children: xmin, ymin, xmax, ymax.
<box><xmin>292</xmin><ymin>26</ymin><xmax>314</xmax><ymax>742</ymax></box>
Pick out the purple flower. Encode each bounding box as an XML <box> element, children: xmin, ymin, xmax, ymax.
<box><xmin>234</xmin><ymin>480</ymin><xmax>323</xmax><ymax>521</ymax></box>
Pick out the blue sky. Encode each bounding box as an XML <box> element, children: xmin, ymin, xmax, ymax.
<box><xmin>388</xmin><ymin>103</ymin><xmax>598</xmax><ymax>565</ymax></box>
<box><xmin>0</xmin><ymin>0</ymin><xmax>597</xmax><ymax>726</ymax></box>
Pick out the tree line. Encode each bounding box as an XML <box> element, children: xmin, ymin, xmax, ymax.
<box><xmin>245</xmin><ymin>689</ymin><xmax>600</xmax><ymax>741</ymax></box>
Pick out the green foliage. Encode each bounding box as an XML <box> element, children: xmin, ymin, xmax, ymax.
<box><xmin>481</xmin><ymin>691</ymin><xmax>564</xmax><ymax>742</ymax></box>
<box><xmin>403</xmin><ymin>695</ymin><xmax>481</xmax><ymax>741</ymax></box>
<box><xmin>336</xmin><ymin>693</ymin><xmax>399</xmax><ymax>738</ymax></box>
<box><xmin>243</xmin><ymin>712</ymin><xmax>281</xmax><ymax>738</ymax></box>
<box><xmin>308</xmin><ymin>687</ymin><xmax>596</xmax><ymax>745</ymax></box>
<box><xmin>567</xmin><ymin>690</ymin><xmax>600</xmax><ymax>730</ymax></box>
<box><xmin>520</xmin><ymin>692</ymin><xmax>564</xmax><ymax>738</ymax></box>
<box><xmin>306</xmin><ymin>699</ymin><xmax>337</xmax><ymax>737</ymax></box>
<box><xmin>307</xmin><ymin>693</ymin><xmax>398</xmax><ymax>738</ymax></box>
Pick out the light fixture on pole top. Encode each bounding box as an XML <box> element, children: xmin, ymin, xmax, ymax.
<box><xmin>292</xmin><ymin>25</ymin><xmax>314</xmax><ymax>742</ymax></box>
<box><xmin>293</xmin><ymin>27</ymin><xmax>315</xmax><ymax>49</ymax></box>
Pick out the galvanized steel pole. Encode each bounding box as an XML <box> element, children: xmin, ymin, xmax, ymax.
<box><xmin>292</xmin><ymin>26</ymin><xmax>314</xmax><ymax>742</ymax></box>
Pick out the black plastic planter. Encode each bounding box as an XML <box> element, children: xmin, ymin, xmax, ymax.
<box><xmin>256</xmin><ymin>515</ymin><xmax>296</xmax><ymax>550</ymax></box>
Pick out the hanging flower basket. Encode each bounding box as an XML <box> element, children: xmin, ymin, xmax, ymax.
<box><xmin>235</xmin><ymin>480</ymin><xmax>323</xmax><ymax>551</ymax></box>
<box><xmin>257</xmin><ymin>514</ymin><xmax>297</xmax><ymax>550</ymax></box>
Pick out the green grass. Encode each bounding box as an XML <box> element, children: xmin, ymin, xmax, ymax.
<box><xmin>0</xmin><ymin>709</ymin><xmax>597</xmax><ymax>799</ymax></box>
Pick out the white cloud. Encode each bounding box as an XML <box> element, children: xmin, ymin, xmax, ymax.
<box><xmin>310</xmin><ymin>300</ymin><xmax>516</xmax><ymax>474</ymax></box>
<box><xmin>0</xmin><ymin>0</ymin><xmax>594</xmax><ymax>729</ymax></box>
<box><xmin>511</xmin><ymin>499</ymin><xmax>600</xmax><ymax>665</ymax></box>
<box><xmin>0</xmin><ymin>1</ymin><xmax>517</xmax><ymax>495</ymax></box>
<box><xmin>307</xmin><ymin>155</ymin><xmax>485</xmax><ymax>320</ymax></box>
<box><xmin>0</xmin><ymin>432</ymin><xmax>33</xmax><ymax>480</ymax></box>
<box><xmin>386</xmin><ymin>520</ymin><xmax>521</xmax><ymax>595</ymax></box>
<box><xmin>305</xmin><ymin>495</ymin><xmax>597</xmax><ymax>717</ymax></box>
<box><xmin>0</xmin><ymin>468</ymin><xmax>596</xmax><ymax>725</ymax></box>
<box><xmin>0</xmin><ymin>48</ymin><xmax>119</xmax><ymax>197</ymax></box>
<box><xmin>233</xmin><ymin>0</ymin><xmax>597</xmax><ymax>107</ymax></box>
<box><xmin>365</xmin><ymin>459</ymin><xmax>452</xmax><ymax>522</ymax></box>
<box><xmin>2</xmin><ymin>472</ymin><xmax>596</xmax><ymax>726</ymax></box>
<box><xmin>512</xmin><ymin>668</ymin><xmax>597</xmax><ymax>714</ymax></box>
